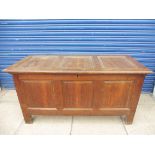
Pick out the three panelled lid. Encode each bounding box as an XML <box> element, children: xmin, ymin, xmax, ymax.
<box><xmin>3</xmin><ymin>55</ymin><xmax>152</xmax><ymax>74</ymax></box>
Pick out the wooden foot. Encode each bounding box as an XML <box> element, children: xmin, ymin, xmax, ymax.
<box><xmin>23</xmin><ymin>112</ymin><xmax>33</xmax><ymax>124</ymax></box>
<box><xmin>125</xmin><ymin>111</ymin><xmax>135</xmax><ymax>125</ymax></box>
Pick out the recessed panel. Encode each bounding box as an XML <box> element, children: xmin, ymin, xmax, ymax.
<box><xmin>94</xmin><ymin>80</ymin><xmax>133</xmax><ymax>108</ymax></box>
<box><xmin>62</xmin><ymin>81</ymin><xmax>93</xmax><ymax>108</ymax></box>
<box><xmin>15</xmin><ymin>56</ymin><xmax>59</xmax><ymax>71</ymax></box>
<box><xmin>21</xmin><ymin>80</ymin><xmax>53</xmax><ymax>107</ymax></box>
<box><xmin>97</xmin><ymin>56</ymin><xmax>137</xmax><ymax>69</ymax></box>
<box><xmin>59</xmin><ymin>56</ymin><xmax>95</xmax><ymax>70</ymax></box>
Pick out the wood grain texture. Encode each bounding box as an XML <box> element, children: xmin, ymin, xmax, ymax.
<box><xmin>4</xmin><ymin>55</ymin><xmax>152</xmax><ymax>124</ymax></box>
<box><xmin>12</xmin><ymin>73</ymin><xmax>146</xmax><ymax>124</ymax></box>
<box><xmin>3</xmin><ymin>55</ymin><xmax>152</xmax><ymax>74</ymax></box>
<box><xmin>93</xmin><ymin>80</ymin><xmax>133</xmax><ymax>108</ymax></box>
<box><xmin>21</xmin><ymin>80</ymin><xmax>53</xmax><ymax>108</ymax></box>
<box><xmin>62</xmin><ymin>81</ymin><xmax>93</xmax><ymax>108</ymax></box>
<box><xmin>13</xmin><ymin>75</ymin><xmax>32</xmax><ymax>123</ymax></box>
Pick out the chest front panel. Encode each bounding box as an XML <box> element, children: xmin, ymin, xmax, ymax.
<box><xmin>19</xmin><ymin>74</ymin><xmax>136</xmax><ymax>109</ymax></box>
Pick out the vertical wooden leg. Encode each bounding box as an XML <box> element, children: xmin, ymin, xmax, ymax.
<box><xmin>22</xmin><ymin>109</ymin><xmax>33</xmax><ymax>124</ymax></box>
<box><xmin>13</xmin><ymin>75</ymin><xmax>33</xmax><ymax>124</ymax></box>
<box><xmin>125</xmin><ymin>75</ymin><xmax>145</xmax><ymax>125</ymax></box>
<box><xmin>125</xmin><ymin>111</ymin><xmax>136</xmax><ymax>125</ymax></box>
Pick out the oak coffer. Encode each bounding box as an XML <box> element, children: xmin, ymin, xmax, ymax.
<box><xmin>3</xmin><ymin>55</ymin><xmax>152</xmax><ymax>124</ymax></box>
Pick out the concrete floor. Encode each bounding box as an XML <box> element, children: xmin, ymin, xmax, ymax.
<box><xmin>0</xmin><ymin>90</ymin><xmax>155</xmax><ymax>135</ymax></box>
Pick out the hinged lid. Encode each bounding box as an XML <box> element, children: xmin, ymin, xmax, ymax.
<box><xmin>3</xmin><ymin>55</ymin><xmax>152</xmax><ymax>74</ymax></box>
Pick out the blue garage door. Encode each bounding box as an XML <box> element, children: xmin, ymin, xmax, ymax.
<box><xmin>0</xmin><ymin>19</ymin><xmax>155</xmax><ymax>92</ymax></box>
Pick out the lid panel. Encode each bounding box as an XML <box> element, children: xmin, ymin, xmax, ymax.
<box><xmin>97</xmin><ymin>56</ymin><xmax>137</xmax><ymax>69</ymax></box>
<box><xmin>3</xmin><ymin>55</ymin><xmax>152</xmax><ymax>74</ymax></box>
<box><xmin>59</xmin><ymin>56</ymin><xmax>95</xmax><ymax>71</ymax></box>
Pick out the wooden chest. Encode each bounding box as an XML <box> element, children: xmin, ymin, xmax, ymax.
<box><xmin>4</xmin><ymin>55</ymin><xmax>152</xmax><ymax>124</ymax></box>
